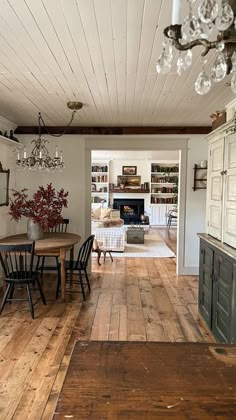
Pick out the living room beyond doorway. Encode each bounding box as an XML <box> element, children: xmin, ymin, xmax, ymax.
<box><xmin>91</xmin><ymin>149</ymin><xmax>179</xmax><ymax>258</ymax></box>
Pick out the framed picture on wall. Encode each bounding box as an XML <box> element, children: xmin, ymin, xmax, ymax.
<box><xmin>117</xmin><ymin>175</ymin><xmax>141</xmax><ymax>188</ymax></box>
<box><xmin>122</xmin><ymin>166</ymin><xmax>137</xmax><ymax>175</ymax></box>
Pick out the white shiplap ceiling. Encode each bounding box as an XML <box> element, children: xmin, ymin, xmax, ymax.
<box><xmin>0</xmin><ymin>0</ymin><xmax>234</xmax><ymax>127</ymax></box>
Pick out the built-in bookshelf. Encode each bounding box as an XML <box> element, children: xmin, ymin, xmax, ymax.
<box><xmin>150</xmin><ymin>162</ymin><xmax>178</xmax><ymax>205</ymax></box>
<box><xmin>91</xmin><ymin>162</ymin><xmax>109</xmax><ymax>207</ymax></box>
<box><xmin>150</xmin><ymin>162</ymin><xmax>179</xmax><ymax>225</ymax></box>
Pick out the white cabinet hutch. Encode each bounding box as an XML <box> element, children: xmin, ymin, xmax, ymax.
<box><xmin>206</xmin><ymin>121</ymin><xmax>236</xmax><ymax>248</ymax></box>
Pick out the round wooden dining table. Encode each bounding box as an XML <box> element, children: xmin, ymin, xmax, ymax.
<box><xmin>0</xmin><ymin>232</ymin><xmax>81</xmax><ymax>300</ymax></box>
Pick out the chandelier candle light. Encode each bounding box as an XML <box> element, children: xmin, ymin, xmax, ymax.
<box><xmin>156</xmin><ymin>0</ymin><xmax>236</xmax><ymax>95</ymax></box>
<box><xmin>16</xmin><ymin>101</ymin><xmax>83</xmax><ymax>172</ymax></box>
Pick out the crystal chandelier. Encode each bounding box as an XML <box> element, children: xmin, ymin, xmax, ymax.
<box><xmin>156</xmin><ymin>0</ymin><xmax>236</xmax><ymax>95</ymax></box>
<box><xmin>16</xmin><ymin>102</ymin><xmax>83</xmax><ymax>172</ymax></box>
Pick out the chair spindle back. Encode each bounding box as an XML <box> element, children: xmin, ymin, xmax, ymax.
<box><xmin>75</xmin><ymin>235</ymin><xmax>95</xmax><ymax>270</ymax></box>
<box><xmin>0</xmin><ymin>242</ymin><xmax>35</xmax><ymax>280</ymax></box>
<box><xmin>48</xmin><ymin>218</ymin><xmax>69</xmax><ymax>233</ymax></box>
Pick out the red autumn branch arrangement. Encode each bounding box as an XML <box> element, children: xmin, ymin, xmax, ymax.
<box><xmin>9</xmin><ymin>183</ymin><xmax>69</xmax><ymax>231</ymax></box>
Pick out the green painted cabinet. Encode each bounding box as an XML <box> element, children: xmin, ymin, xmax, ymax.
<box><xmin>199</xmin><ymin>242</ymin><xmax>213</xmax><ymax>329</ymax></box>
<box><xmin>199</xmin><ymin>237</ymin><xmax>236</xmax><ymax>343</ymax></box>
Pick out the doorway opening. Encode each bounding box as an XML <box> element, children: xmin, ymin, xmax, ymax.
<box><xmin>86</xmin><ymin>139</ymin><xmax>187</xmax><ymax>275</ymax></box>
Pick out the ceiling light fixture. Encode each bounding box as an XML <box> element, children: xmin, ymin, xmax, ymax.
<box><xmin>16</xmin><ymin>102</ymin><xmax>83</xmax><ymax>173</ymax></box>
<box><xmin>156</xmin><ymin>0</ymin><xmax>236</xmax><ymax>95</ymax></box>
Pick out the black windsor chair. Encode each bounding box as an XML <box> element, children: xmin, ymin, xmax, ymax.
<box><xmin>56</xmin><ymin>235</ymin><xmax>95</xmax><ymax>300</ymax></box>
<box><xmin>0</xmin><ymin>241</ymin><xmax>46</xmax><ymax>319</ymax></box>
<box><xmin>36</xmin><ymin>218</ymin><xmax>69</xmax><ymax>282</ymax></box>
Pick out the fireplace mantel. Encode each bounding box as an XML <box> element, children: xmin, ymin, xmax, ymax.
<box><xmin>110</xmin><ymin>189</ymin><xmax>150</xmax><ymax>193</ymax></box>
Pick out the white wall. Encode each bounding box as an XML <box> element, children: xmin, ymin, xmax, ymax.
<box><xmin>0</xmin><ymin>113</ymin><xmax>17</xmax><ymax>238</ymax></box>
<box><xmin>0</xmin><ymin>112</ymin><xmax>18</xmax><ymax>243</ymax></box>
<box><xmin>0</xmin><ymin>142</ymin><xmax>17</xmax><ymax>238</ymax></box>
<box><xmin>109</xmin><ymin>159</ymin><xmax>150</xmax><ymax>209</ymax></box>
<box><xmin>184</xmin><ymin>135</ymin><xmax>208</xmax><ymax>270</ymax></box>
<box><xmin>16</xmin><ymin>135</ymin><xmax>86</xmax><ymax>256</ymax></box>
<box><xmin>92</xmin><ymin>150</ymin><xmax>179</xmax><ymax>161</ymax></box>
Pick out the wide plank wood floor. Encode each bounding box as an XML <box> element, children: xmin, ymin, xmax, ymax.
<box><xmin>0</xmin><ymin>229</ymin><xmax>214</xmax><ymax>419</ymax></box>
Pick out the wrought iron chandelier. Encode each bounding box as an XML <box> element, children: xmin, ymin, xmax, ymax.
<box><xmin>16</xmin><ymin>102</ymin><xmax>83</xmax><ymax>173</ymax></box>
<box><xmin>156</xmin><ymin>0</ymin><xmax>236</xmax><ymax>95</ymax></box>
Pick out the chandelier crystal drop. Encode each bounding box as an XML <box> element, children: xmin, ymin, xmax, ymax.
<box><xmin>198</xmin><ymin>0</ymin><xmax>218</xmax><ymax>24</ymax></box>
<box><xmin>16</xmin><ymin>102</ymin><xmax>83</xmax><ymax>173</ymax></box>
<box><xmin>158</xmin><ymin>0</ymin><xmax>236</xmax><ymax>95</ymax></box>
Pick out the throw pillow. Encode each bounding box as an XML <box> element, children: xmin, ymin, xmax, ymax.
<box><xmin>100</xmin><ymin>207</ymin><xmax>112</xmax><ymax>219</ymax></box>
<box><xmin>92</xmin><ymin>206</ymin><xmax>101</xmax><ymax>220</ymax></box>
<box><xmin>102</xmin><ymin>218</ymin><xmax>124</xmax><ymax>228</ymax></box>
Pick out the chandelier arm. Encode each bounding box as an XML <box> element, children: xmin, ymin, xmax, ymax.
<box><xmin>172</xmin><ymin>38</ymin><xmax>219</xmax><ymax>56</ymax></box>
<box><xmin>164</xmin><ymin>24</ymin><xmax>221</xmax><ymax>56</ymax></box>
<box><xmin>39</xmin><ymin>110</ymin><xmax>76</xmax><ymax>137</ymax></box>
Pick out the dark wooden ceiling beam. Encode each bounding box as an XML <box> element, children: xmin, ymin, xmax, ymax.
<box><xmin>15</xmin><ymin>126</ymin><xmax>211</xmax><ymax>135</ymax></box>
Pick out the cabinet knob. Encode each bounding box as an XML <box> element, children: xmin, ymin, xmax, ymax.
<box><xmin>211</xmin><ymin>274</ymin><xmax>218</xmax><ymax>282</ymax></box>
<box><xmin>220</xmin><ymin>170</ymin><xmax>227</xmax><ymax>175</ymax></box>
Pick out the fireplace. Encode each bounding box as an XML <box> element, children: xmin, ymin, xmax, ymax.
<box><xmin>113</xmin><ymin>199</ymin><xmax>144</xmax><ymax>225</ymax></box>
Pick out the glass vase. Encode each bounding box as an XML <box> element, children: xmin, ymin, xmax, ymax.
<box><xmin>27</xmin><ymin>217</ymin><xmax>44</xmax><ymax>240</ymax></box>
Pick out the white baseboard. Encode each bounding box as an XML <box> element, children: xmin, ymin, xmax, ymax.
<box><xmin>179</xmin><ymin>266</ymin><xmax>199</xmax><ymax>276</ymax></box>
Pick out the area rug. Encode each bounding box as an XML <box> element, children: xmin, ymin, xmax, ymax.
<box><xmin>113</xmin><ymin>231</ymin><xmax>175</xmax><ymax>258</ymax></box>
<box><xmin>54</xmin><ymin>341</ymin><xmax>236</xmax><ymax>419</ymax></box>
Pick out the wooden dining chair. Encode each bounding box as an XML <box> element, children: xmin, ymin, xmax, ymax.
<box><xmin>36</xmin><ymin>218</ymin><xmax>69</xmax><ymax>280</ymax></box>
<box><xmin>56</xmin><ymin>234</ymin><xmax>95</xmax><ymax>300</ymax></box>
<box><xmin>0</xmin><ymin>242</ymin><xmax>46</xmax><ymax>319</ymax></box>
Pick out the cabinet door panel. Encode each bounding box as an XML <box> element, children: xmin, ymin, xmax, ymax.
<box><xmin>150</xmin><ymin>205</ymin><xmax>167</xmax><ymax>226</ymax></box>
<box><xmin>212</xmin><ymin>254</ymin><xmax>233</xmax><ymax>343</ymax></box>
<box><xmin>207</xmin><ymin>138</ymin><xmax>224</xmax><ymax>240</ymax></box>
<box><xmin>223</xmin><ymin>134</ymin><xmax>236</xmax><ymax>247</ymax></box>
<box><xmin>150</xmin><ymin>206</ymin><xmax>160</xmax><ymax>225</ymax></box>
<box><xmin>210</xmin><ymin>176</ymin><xmax>222</xmax><ymax>200</ymax></box>
<box><xmin>225</xmin><ymin>134</ymin><xmax>236</xmax><ymax>170</ymax></box>
<box><xmin>209</xmin><ymin>205</ymin><xmax>222</xmax><ymax>232</ymax></box>
<box><xmin>159</xmin><ymin>205</ymin><xmax>167</xmax><ymax>225</ymax></box>
<box><xmin>199</xmin><ymin>243</ymin><xmax>213</xmax><ymax>328</ymax></box>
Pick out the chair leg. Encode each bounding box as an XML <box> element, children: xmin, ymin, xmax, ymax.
<box><xmin>35</xmin><ymin>278</ymin><xmax>46</xmax><ymax>305</ymax></box>
<box><xmin>79</xmin><ymin>271</ymin><xmax>86</xmax><ymax>300</ymax></box>
<box><xmin>36</xmin><ymin>256</ymin><xmax>40</xmax><ymax>272</ymax></box>
<box><xmin>84</xmin><ymin>269</ymin><xmax>91</xmax><ymax>292</ymax></box>
<box><xmin>40</xmin><ymin>256</ymin><xmax>45</xmax><ymax>278</ymax></box>
<box><xmin>103</xmin><ymin>251</ymin><xmax>106</xmax><ymax>262</ymax></box>
<box><xmin>167</xmin><ymin>216</ymin><xmax>171</xmax><ymax>229</ymax></box>
<box><xmin>97</xmin><ymin>249</ymin><xmax>102</xmax><ymax>265</ymax></box>
<box><xmin>9</xmin><ymin>283</ymin><xmax>15</xmax><ymax>303</ymax></box>
<box><xmin>108</xmin><ymin>251</ymin><xmax>113</xmax><ymax>262</ymax></box>
<box><xmin>26</xmin><ymin>284</ymin><xmax>34</xmax><ymax>319</ymax></box>
<box><xmin>0</xmin><ymin>284</ymin><xmax>11</xmax><ymax>315</ymax></box>
<box><xmin>56</xmin><ymin>277</ymin><xmax>61</xmax><ymax>299</ymax></box>
<box><xmin>55</xmin><ymin>256</ymin><xmax>61</xmax><ymax>281</ymax></box>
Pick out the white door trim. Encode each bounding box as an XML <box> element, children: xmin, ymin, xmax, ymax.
<box><xmin>84</xmin><ymin>135</ymin><xmax>189</xmax><ymax>275</ymax></box>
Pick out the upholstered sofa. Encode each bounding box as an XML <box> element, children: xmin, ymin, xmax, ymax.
<box><xmin>91</xmin><ymin>207</ymin><xmax>125</xmax><ymax>252</ymax></box>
